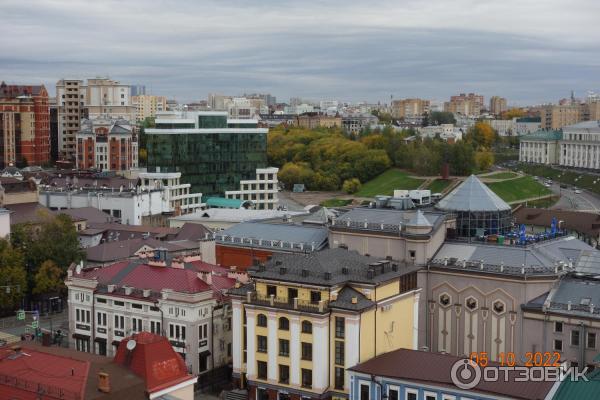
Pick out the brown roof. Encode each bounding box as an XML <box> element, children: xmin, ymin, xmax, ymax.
<box><xmin>173</xmin><ymin>222</ymin><xmax>213</xmax><ymax>241</ymax></box>
<box><xmin>56</xmin><ymin>207</ymin><xmax>117</xmax><ymax>224</ymax></box>
<box><xmin>86</xmin><ymin>237</ymin><xmax>197</xmax><ymax>263</ymax></box>
<box><xmin>14</xmin><ymin>341</ymin><xmax>146</xmax><ymax>400</ymax></box>
<box><xmin>349</xmin><ymin>349</ymin><xmax>554</xmax><ymax>400</ymax></box>
<box><xmin>4</xmin><ymin>202</ymin><xmax>53</xmax><ymax>225</ymax></box>
<box><xmin>0</xmin><ymin>82</ymin><xmax>47</xmax><ymax>98</ymax></box>
<box><xmin>0</xmin><ymin>177</ymin><xmax>37</xmax><ymax>193</ymax></box>
<box><xmin>514</xmin><ymin>207</ymin><xmax>600</xmax><ymax>238</ymax></box>
<box><xmin>87</xmin><ymin>223</ymin><xmax>178</xmax><ymax>235</ymax></box>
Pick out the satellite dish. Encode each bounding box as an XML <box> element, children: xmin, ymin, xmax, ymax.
<box><xmin>126</xmin><ymin>339</ymin><xmax>137</xmax><ymax>351</ymax></box>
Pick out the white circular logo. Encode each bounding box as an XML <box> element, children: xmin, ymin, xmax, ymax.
<box><xmin>451</xmin><ymin>358</ymin><xmax>482</xmax><ymax>390</ymax></box>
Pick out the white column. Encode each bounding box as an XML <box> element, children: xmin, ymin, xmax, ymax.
<box><xmin>345</xmin><ymin>316</ymin><xmax>360</xmax><ymax>391</ymax></box>
<box><xmin>413</xmin><ymin>291</ymin><xmax>420</xmax><ymax>350</ymax></box>
<box><xmin>267</xmin><ymin>312</ymin><xmax>278</xmax><ymax>382</ymax></box>
<box><xmin>246</xmin><ymin>309</ymin><xmax>256</xmax><ymax>379</ymax></box>
<box><xmin>312</xmin><ymin>319</ymin><xmax>329</xmax><ymax>391</ymax></box>
<box><xmin>232</xmin><ymin>300</ymin><xmax>243</xmax><ymax>374</ymax></box>
<box><xmin>290</xmin><ymin>316</ymin><xmax>301</xmax><ymax>386</ymax></box>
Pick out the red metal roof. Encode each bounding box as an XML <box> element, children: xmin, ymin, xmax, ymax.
<box><xmin>0</xmin><ymin>346</ymin><xmax>89</xmax><ymax>400</ymax></box>
<box><xmin>113</xmin><ymin>332</ymin><xmax>193</xmax><ymax>394</ymax></box>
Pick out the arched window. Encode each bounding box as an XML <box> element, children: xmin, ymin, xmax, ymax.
<box><xmin>279</xmin><ymin>317</ymin><xmax>289</xmax><ymax>330</ymax></box>
<box><xmin>301</xmin><ymin>320</ymin><xmax>312</xmax><ymax>334</ymax></box>
<box><xmin>257</xmin><ymin>314</ymin><xmax>267</xmax><ymax>327</ymax></box>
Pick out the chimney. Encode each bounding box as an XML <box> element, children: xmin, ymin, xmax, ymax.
<box><xmin>142</xmin><ymin>289</ymin><xmax>151</xmax><ymax>298</ymax></box>
<box><xmin>124</xmin><ymin>287</ymin><xmax>133</xmax><ymax>295</ymax></box>
<box><xmin>198</xmin><ymin>272</ymin><xmax>212</xmax><ymax>285</ymax></box>
<box><xmin>107</xmin><ymin>284</ymin><xmax>116</xmax><ymax>293</ymax></box>
<box><xmin>98</xmin><ymin>372</ymin><xmax>111</xmax><ymax>393</ymax></box>
<box><xmin>351</xmin><ymin>297</ymin><xmax>358</xmax><ymax>304</ymax></box>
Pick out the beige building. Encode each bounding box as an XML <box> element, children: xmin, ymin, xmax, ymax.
<box><xmin>132</xmin><ymin>95</ymin><xmax>167</xmax><ymax>122</ymax></box>
<box><xmin>296</xmin><ymin>113</ymin><xmax>342</xmax><ymax>129</ymax></box>
<box><xmin>489</xmin><ymin>96</ymin><xmax>507</xmax><ymax>115</ymax></box>
<box><xmin>444</xmin><ymin>93</ymin><xmax>484</xmax><ymax>116</ymax></box>
<box><xmin>390</xmin><ymin>98</ymin><xmax>430</xmax><ymax>119</ymax></box>
<box><xmin>57</xmin><ymin>77</ymin><xmax>134</xmax><ymax>160</ymax></box>
<box><xmin>541</xmin><ymin>104</ymin><xmax>583</xmax><ymax>130</ymax></box>
<box><xmin>519</xmin><ymin>130</ymin><xmax>562</xmax><ymax>165</ymax></box>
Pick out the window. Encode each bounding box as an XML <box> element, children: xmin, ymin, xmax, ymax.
<box><xmin>132</xmin><ymin>303</ymin><xmax>142</xmax><ymax>310</ymax></box>
<box><xmin>257</xmin><ymin>314</ymin><xmax>267</xmax><ymax>327</ymax></box>
<box><xmin>96</xmin><ymin>312</ymin><xmax>107</xmax><ymax>326</ymax></box>
<box><xmin>301</xmin><ymin>342</ymin><xmax>312</xmax><ymax>360</ymax></box>
<box><xmin>360</xmin><ymin>383</ymin><xmax>370</xmax><ymax>400</ymax></box>
<box><xmin>334</xmin><ymin>367</ymin><xmax>344</xmax><ymax>390</ymax></box>
<box><xmin>76</xmin><ymin>308</ymin><xmax>90</xmax><ymax>323</ymax></box>
<box><xmin>301</xmin><ymin>368</ymin><xmax>312</xmax><ymax>388</ymax></box>
<box><xmin>279</xmin><ymin>339</ymin><xmax>290</xmax><ymax>356</ymax></box>
<box><xmin>150</xmin><ymin>321</ymin><xmax>161</xmax><ymax>335</ymax></box>
<box><xmin>335</xmin><ymin>317</ymin><xmax>345</xmax><ymax>338</ymax></box>
<box><xmin>267</xmin><ymin>285</ymin><xmax>277</xmax><ymax>297</ymax></box>
<box><xmin>199</xmin><ymin>324</ymin><xmax>208</xmax><ymax>340</ymax></box>
<box><xmin>114</xmin><ymin>301</ymin><xmax>125</xmax><ymax>307</ymax></box>
<box><xmin>588</xmin><ymin>332</ymin><xmax>596</xmax><ymax>349</ymax></box>
<box><xmin>406</xmin><ymin>390</ymin><xmax>417</xmax><ymax>400</ymax></box>
<box><xmin>169</xmin><ymin>324</ymin><xmax>186</xmax><ymax>341</ymax></box>
<box><xmin>257</xmin><ymin>361</ymin><xmax>267</xmax><ymax>379</ymax></box>
<box><xmin>388</xmin><ymin>388</ymin><xmax>399</xmax><ymax>400</ymax></box>
<box><xmin>279</xmin><ymin>317</ymin><xmax>289</xmax><ymax>330</ymax></box>
<box><xmin>555</xmin><ymin>321</ymin><xmax>563</xmax><ymax>333</ymax></box>
<box><xmin>409</xmin><ymin>250</ymin><xmax>416</xmax><ymax>259</ymax></box>
<box><xmin>554</xmin><ymin>339</ymin><xmax>563</xmax><ymax>351</ymax></box>
<box><xmin>114</xmin><ymin>315</ymin><xmax>125</xmax><ymax>330</ymax></box>
<box><xmin>302</xmin><ymin>320</ymin><xmax>312</xmax><ymax>334</ymax></box>
<box><xmin>96</xmin><ymin>298</ymin><xmax>107</xmax><ymax>304</ymax></box>
<box><xmin>132</xmin><ymin>317</ymin><xmax>142</xmax><ymax>332</ymax></box>
<box><xmin>425</xmin><ymin>394</ymin><xmax>436</xmax><ymax>400</ymax></box>
<box><xmin>279</xmin><ymin>364</ymin><xmax>289</xmax><ymax>384</ymax></box>
<box><xmin>571</xmin><ymin>330</ymin><xmax>580</xmax><ymax>346</ymax></box>
<box><xmin>310</xmin><ymin>291</ymin><xmax>321</xmax><ymax>304</ymax></box>
<box><xmin>257</xmin><ymin>335</ymin><xmax>268</xmax><ymax>353</ymax></box>
<box><xmin>335</xmin><ymin>341</ymin><xmax>345</xmax><ymax>365</ymax></box>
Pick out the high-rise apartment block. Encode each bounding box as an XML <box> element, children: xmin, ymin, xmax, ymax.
<box><xmin>540</xmin><ymin>104</ymin><xmax>583</xmax><ymax>130</ymax></box>
<box><xmin>146</xmin><ymin>111</ymin><xmax>268</xmax><ymax>196</ymax></box>
<box><xmin>132</xmin><ymin>95</ymin><xmax>167</xmax><ymax>122</ymax></box>
<box><xmin>489</xmin><ymin>96</ymin><xmax>507</xmax><ymax>115</ymax></box>
<box><xmin>56</xmin><ymin>77</ymin><xmax>134</xmax><ymax>160</ymax></box>
<box><xmin>390</xmin><ymin>98</ymin><xmax>430</xmax><ymax>119</ymax></box>
<box><xmin>0</xmin><ymin>82</ymin><xmax>50</xmax><ymax>168</ymax></box>
<box><xmin>444</xmin><ymin>93</ymin><xmax>484</xmax><ymax>116</ymax></box>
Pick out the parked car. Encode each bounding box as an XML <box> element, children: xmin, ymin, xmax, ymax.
<box><xmin>575</xmin><ymin>189</ymin><xmax>582</xmax><ymax>194</ymax></box>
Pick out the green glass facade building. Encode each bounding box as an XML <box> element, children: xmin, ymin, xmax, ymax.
<box><xmin>146</xmin><ymin>112</ymin><xmax>267</xmax><ymax>197</ymax></box>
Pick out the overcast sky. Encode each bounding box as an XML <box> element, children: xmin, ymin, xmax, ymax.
<box><xmin>2</xmin><ymin>0</ymin><xmax>600</xmax><ymax>105</ymax></box>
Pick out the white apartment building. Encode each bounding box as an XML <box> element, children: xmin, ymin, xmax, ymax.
<box><xmin>519</xmin><ymin>130</ymin><xmax>562</xmax><ymax>165</ymax></box>
<box><xmin>133</xmin><ymin>95</ymin><xmax>168</xmax><ymax>122</ymax></box>
<box><xmin>560</xmin><ymin>121</ymin><xmax>600</xmax><ymax>169</ymax></box>
<box><xmin>225</xmin><ymin>167</ymin><xmax>279</xmax><ymax>210</ymax></box>
<box><xmin>139</xmin><ymin>172</ymin><xmax>204</xmax><ymax>214</ymax></box>
<box><xmin>65</xmin><ymin>256</ymin><xmax>246</xmax><ymax>378</ymax></box>
<box><xmin>418</xmin><ymin>124</ymin><xmax>463</xmax><ymax>142</ymax></box>
<box><xmin>85</xmin><ymin>77</ymin><xmax>135</xmax><ymax>121</ymax></box>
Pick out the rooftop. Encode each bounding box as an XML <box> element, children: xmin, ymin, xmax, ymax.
<box><xmin>523</xmin><ymin>276</ymin><xmax>600</xmax><ymax>319</ymax></box>
<box><xmin>437</xmin><ymin>175</ymin><xmax>511</xmax><ymax>212</ymax></box>
<box><xmin>85</xmin><ymin>237</ymin><xmax>199</xmax><ymax>264</ymax></box>
<box><xmin>215</xmin><ymin>221</ymin><xmax>328</xmax><ymax>252</ymax></box>
<box><xmin>520</xmin><ymin>129</ymin><xmax>563</xmax><ymax>141</ymax></box>
<box><xmin>171</xmin><ymin>208</ymin><xmax>306</xmax><ymax>224</ymax></box>
<box><xmin>431</xmin><ymin>235</ymin><xmax>600</xmax><ymax>276</ymax></box>
<box><xmin>349</xmin><ymin>348</ymin><xmax>553</xmax><ymax>400</ymax></box>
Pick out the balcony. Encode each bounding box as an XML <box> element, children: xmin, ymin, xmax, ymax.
<box><xmin>246</xmin><ymin>292</ymin><xmax>328</xmax><ymax>313</ymax></box>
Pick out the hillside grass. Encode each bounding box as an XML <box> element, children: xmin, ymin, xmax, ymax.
<box><xmin>487</xmin><ymin>176</ymin><xmax>552</xmax><ymax>203</ymax></box>
<box><xmin>355</xmin><ymin>169</ymin><xmax>425</xmax><ymax>197</ymax></box>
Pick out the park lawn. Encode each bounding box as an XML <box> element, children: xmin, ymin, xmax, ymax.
<box><xmin>356</xmin><ymin>169</ymin><xmax>425</xmax><ymax>197</ymax></box>
<box><xmin>484</xmin><ymin>171</ymin><xmax>519</xmax><ymax>180</ymax></box>
<box><xmin>427</xmin><ymin>179</ymin><xmax>452</xmax><ymax>193</ymax></box>
<box><xmin>487</xmin><ymin>176</ymin><xmax>552</xmax><ymax>203</ymax></box>
<box><xmin>320</xmin><ymin>198</ymin><xmax>352</xmax><ymax>207</ymax></box>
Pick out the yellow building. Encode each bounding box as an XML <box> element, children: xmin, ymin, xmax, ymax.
<box><xmin>229</xmin><ymin>248</ymin><xmax>421</xmax><ymax>400</ymax></box>
<box><xmin>390</xmin><ymin>98</ymin><xmax>429</xmax><ymax>119</ymax></box>
<box><xmin>132</xmin><ymin>95</ymin><xmax>168</xmax><ymax>122</ymax></box>
<box><xmin>540</xmin><ymin>104</ymin><xmax>583</xmax><ymax>130</ymax></box>
<box><xmin>295</xmin><ymin>113</ymin><xmax>342</xmax><ymax>129</ymax></box>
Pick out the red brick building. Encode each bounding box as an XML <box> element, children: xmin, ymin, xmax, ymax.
<box><xmin>0</xmin><ymin>81</ymin><xmax>50</xmax><ymax>167</ymax></box>
<box><xmin>76</xmin><ymin>118</ymin><xmax>138</xmax><ymax>171</ymax></box>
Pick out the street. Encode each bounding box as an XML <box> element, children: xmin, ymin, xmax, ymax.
<box><xmin>549</xmin><ymin>182</ymin><xmax>600</xmax><ymax>212</ymax></box>
<box><xmin>0</xmin><ymin>310</ymin><xmax>69</xmax><ymax>345</ymax></box>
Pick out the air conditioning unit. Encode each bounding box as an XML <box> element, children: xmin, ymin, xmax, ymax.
<box><xmin>381</xmin><ymin>304</ymin><xmax>392</xmax><ymax>312</ymax></box>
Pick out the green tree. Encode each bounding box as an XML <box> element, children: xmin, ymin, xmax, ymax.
<box><xmin>0</xmin><ymin>240</ymin><xmax>27</xmax><ymax>312</ymax></box>
<box><xmin>342</xmin><ymin>178</ymin><xmax>362</xmax><ymax>194</ymax></box>
<box><xmin>475</xmin><ymin>149</ymin><xmax>495</xmax><ymax>171</ymax></box>
<box><xmin>278</xmin><ymin>162</ymin><xmax>315</xmax><ymax>190</ymax></box>
<box><xmin>33</xmin><ymin>260</ymin><xmax>64</xmax><ymax>296</ymax></box>
<box><xmin>428</xmin><ymin>111</ymin><xmax>456</xmax><ymax>125</ymax></box>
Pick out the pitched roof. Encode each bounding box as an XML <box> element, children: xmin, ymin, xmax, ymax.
<box><xmin>521</xmin><ymin>129</ymin><xmax>563</xmax><ymax>141</ymax></box>
<box><xmin>85</xmin><ymin>237</ymin><xmax>197</xmax><ymax>263</ymax></box>
<box><xmin>437</xmin><ymin>175</ymin><xmax>511</xmax><ymax>212</ymax></box>
<box><xmin>113</xmin><ymin>332</ymin><xmax>193</xmax><ymax>394</ymax></box>
<box><xmin>248</xmin><ymin>248</ymin><xmax>419</xmax><ymax>286</ymax></box>
<box><xmin>349</xmin><ymin>348</ymin><xmax>554</xmax><ymax>400</ymax></box>
<box><xmin>552</xmin><ymin>367</ymin><xmax>600</xmax><ymax>399</ymax></box>
<box><xmin>407</xmin><ymin>209</ymin><xmax>432</xmax><ymax>227</ymax></box>
<box><xmin>525</xmin><ymin>276</ymin><xmax>600</xmax><ymax>320</ymax></box>
<box><xmin>329</xmin><ymin>286</ymin><xmax>375</xmax><ymax>311</ymax></box>
<box><xmin>56</xmin><ymin>207</ymin><xmax>115</xmax><ymax>224</ymax></box>
<box><xmin>216</xmin><ymin>222</ymin><xmax>328</xmax><ymax>252</ymax></box>
<box><xmin>173</xmin><ymin>222</ymin><xmax>213</xmax><ymax>241</ymax></box>
<box><xmin>4</xmin><ymin>202</ymin><xmax>52</xmax><ymax>225</ymax></box>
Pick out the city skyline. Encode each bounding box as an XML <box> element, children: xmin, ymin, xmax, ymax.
<box><xmin>2</xmin><ymin>0</ymin><xmax>600</xmax><ymax>104</ymax></box>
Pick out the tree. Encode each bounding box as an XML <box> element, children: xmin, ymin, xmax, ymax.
<box><xmin>278</xmin><ymin>162</ymin><xmax>315</xmax><ymax>190</ymax></box>
<box><xmin>138</xmin><ymin>148</ymin><xmax>148</xmax><ymax>166</ymax></box>
<box><xmin>500</xmin><ymin>108</ymin><xmax>526</xmax><ymax>120</ymax></box>
<box><xmin>428</xmin><ymin>111</ymin><xmax>456</xmax><ymax>126</ymax></box>
<box><xmin>467</xmin><ymin>122</ymin><xmax>497</xmax><ymax>148</ymax></box>
<box><xmin>475</xmin><ymin>149</ymin><xmax>495</xmax><ymax>171</ymax></box>
<box><xmin>33</xmin><ymin>260</ymin><xmax>64</xmax><ymax>296</ymax></box>
<box><xmin>342</xmin><ymin>178</ymin><xmax>362</xmax><ymax>194</ymax></box>
<box><xmin>0</xmin><ymin>240</ymin><xmax>27</xmax><ymax>313</ymax></box>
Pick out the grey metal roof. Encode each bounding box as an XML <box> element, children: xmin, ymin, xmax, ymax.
<box><xmin>432</xmin><ymin>236</ymin><xmax>600</xmax><ymax>276</ymax></box>
<box><xmin>216</xmin><ymin>222</ymin><xmax>328</xmax><ymax>252</ymax></box>
<box><xmin>524</xmin><ymin>277</ymin><xmax>600</xmax><ymax>320</ymax></box>
<box><xmin>332</xmin><ymin>207</ymin><xmax>443</xmax><ymax>234</ymax></box>
<box><xmin>407</xmin><ymin>210</ymin><xmax>432</xmax><ymax>227</ymax></box>
<box><xmin>329</xmin><ymin>286</ymin><xmax>375</xmax><ymax>311</ymax></box>
<box><xmin>437</xmin><ymin>175</ymin><xmax>511</xmax><ymax>212</ymax></box>
<box><xmin>249</xmin><ymin>248</ymin><xmax>419</xmax><ymax>286</ymax></box>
